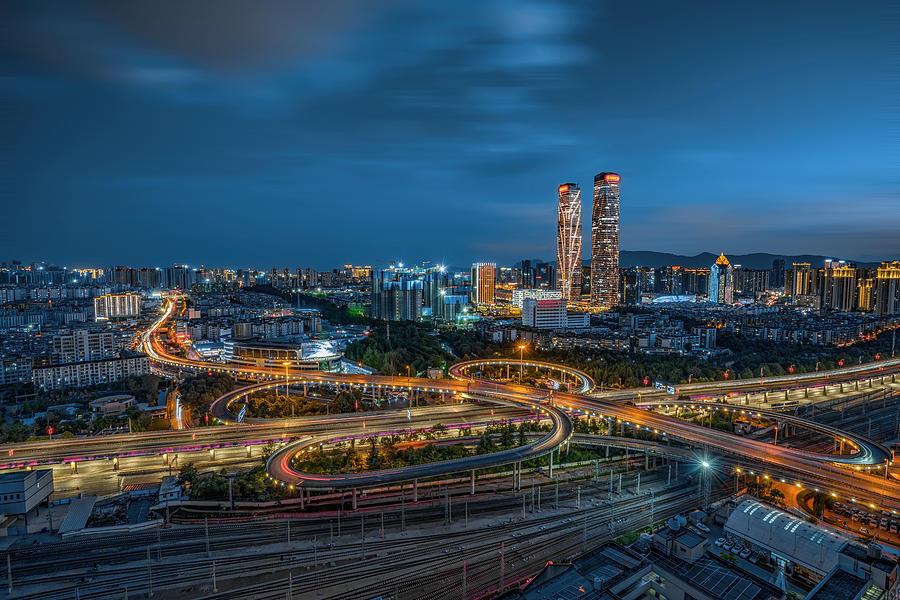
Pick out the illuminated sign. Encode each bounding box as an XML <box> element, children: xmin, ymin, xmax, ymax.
<box><xmin>559</xmin><ymin>185</ymin><xmax>569</xmax><ymax>193</ymax></box>
<box><xmin>604</xmin><ymin>174</ymin><xmax>620</xmax><ymax>182</ymax></box>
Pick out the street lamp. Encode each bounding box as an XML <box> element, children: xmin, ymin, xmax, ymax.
<box><xmin>282</xmin><ymin>361</ymin><xmax>291</xmax><ymax>397</ymax></box>
<box><xmin>519</xmin><ymin>344</ymin><xmax>526</xmax><ymax>383</ymax></box>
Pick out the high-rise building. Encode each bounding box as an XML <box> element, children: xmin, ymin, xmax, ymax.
<box><xmin>556</xmin><ymin>183</ymin><xmax>582</xmax><ymax>302</ymax></box>
<box><xmin>534</xmin><ymin>262</ymin><xmax>555</xmax><ymax>289</ymax></box>
<box><xmin>371</xmin><ymin>267</ymin><xmax>424</xmax><ymax>321</ymax></box>
<box><xmin>94</xmin><ymin>293</ymin><xmax>141</xmax><ymax>321</ymax></box>
<box><xmin>590</xmin><ymin>172</ymin><xmax>620</xmax><ymax>308</ymax></box>
<box><xmin>771</xmin><ymin>258</ymin><xmax>786</xmax><ymax>289</ymax></box>
<box><xmin>823</xmin><ymin>263</ymin><xmax>857</xmax><ymax>312</ymax></box>
<box><xmin>422</xmin><ymin>267</ymin><xmax>452</xmax><ymax>319</ymax></box>
<box><xmin>708</xmin><ymin>253</ymin><xmax>734</xmax><ymax>304</ymax></box>
<box><xmin>470</xmin><ymin>263</ymin><xmax>496</xmax><ymax>305</ymax></box>
<box><xmin>876</xmin><ymin>261</ymin><xmax>900</xmax><ymax>316</ymax></box>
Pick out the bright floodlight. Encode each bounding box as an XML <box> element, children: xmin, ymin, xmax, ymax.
<box><xmin>701</xmin><ymin>461</ymin><xmax>710</xmax><ymax>468</ymax></box>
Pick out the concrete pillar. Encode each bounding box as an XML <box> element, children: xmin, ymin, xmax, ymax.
<box><xmin>246</xmin><ymin>446</ymin><xmax>252</xmax><ymax>457</ymax></box>
<box><xmin>549</xmin><ymin>450</ymin><xmax>554</xmax><ymax>478</ymax></box>
<box><xmin>805</xmin><ymin>388</ymin><xmax>809</xmax><ymax>399</ymax></box>
<box><xmin>470</xmin><ymin>470</ymin><xmax>475</xmax><ymax>495</ymax></box>
<box><xmin>784</xmin><ymin>390</ymin><xmax>789</xmax><ymax>401</ymax></box>
<box><xmin>618</xmin><ymin>473</ymin><xmax>622</xmax><ymax>494</ymax></box>
<box><xmin>352</xmin><ymin>488</ymin><xmax>357</xmax><ymax>510</ymax></box>
<box><xmin>644</xmin><ymin>454</ymin><xmax>649</xmax><ymax>470</ymax></box>
<box><xmin>413</xmin><ymin>479</ymin><xmax>418</xmax><ymax>503</ymax></box>
<box><xmin>636</xmin><ymin>472</ymin><xmax>641</xmax><ymax>494</ymax></box>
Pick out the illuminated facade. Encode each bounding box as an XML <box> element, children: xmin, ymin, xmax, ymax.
<box><xmin>470</xmin><ymin>262</ymin><xmax>496</xmax><ymax>305</ymax></box>
<box><xmin>94</xmin><ymin>293</ymin><xmax>141</xmax><ymax>321</ymax></box>
<box><xmin>590</xmin><ymin>172</ymin><xmax>620</xmax><ymax>308</ymax></box>
<box><xmin>876</xmin><ymin>261</ymin><xmax>900</xmax><ymax>316</ymax></box>
<box><xmin>371</xmin><ymin>267</ymin><xmax>423</xmax><ymax>321</ymax></box>
<box><xmin>707</xmin><ymin>253</ymin><xmax>734</xmax><ymax>304</ymax></box>
<box><xmin>556</xmin><ymin>183</ymin><xmax>582</xmax><ymax>302</ymax></box>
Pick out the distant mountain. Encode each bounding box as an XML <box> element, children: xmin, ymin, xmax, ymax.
<box><xmin>617</xmin><ymin>251</ymin><xmax>880</xmax><ymax>269</ymax></box>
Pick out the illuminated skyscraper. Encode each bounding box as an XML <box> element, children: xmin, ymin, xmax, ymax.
<box><xmin>556</xmin><ymin>183</ymin><xmax>582</xmax><ymax>302</ymax></box>
<box><xmin>470</xmin><ymin>262</ymin><xmax>496</xmax><ymax>305</ymax></box>
<box><xmin>590</xmin><ymin>172</ymin><xmax>620</xmax><ymax>308</ymax></box>
<box><xmin>707</xmin><ymin>253</ymin><xmax>734</xmax><ymax>304</ymax></box>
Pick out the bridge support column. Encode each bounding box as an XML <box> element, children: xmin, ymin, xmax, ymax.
<box><xmin>636</xmin><ymin>472</ymin><xmax>641</xmax><ymax>494</ymax></box>
<box><xmin>413</xmin><ymin>479</ymin><xmax>418</xmax><ymax>503</ymax></box>
<box><xmin>745</xmin><ymin>393</ymin><xmax>750</xmax><ymax>405</ymax></box>
<box><xmin>667</xmin><ymin>464</ymin><xmax>671</xmax><ymax>485</ymax></box>
<box><xmin>763</xmin><ymin>391</ymin><xmax>769</xmax><ymax>403</ymax></box>
<box><xmin>617</xmin><ymin>474</ymin><xmax>622</xmax><ymax>495</ymax></box>
<box><xmin>675</xmin><ymin>462</ymin><xmax>679</xmax><ymax>479</ymax></box>
<box><xmin>246</xmin><ymin>446</ymin><xmax>252</xmax><ymax>457</ymax></box>
<box><xmin>549</xmin><ymin>450</ymin><xmax>553</xmax><ymax>479</ymax></box>
<box><xmin>70</xmin><ymin>461</ymin><xmax>77</xmax><ymax>474</ymax></box>
<box><xmin>352</xmin><ymin>488</ymin><xmax>357</xmax><ymax>510</ymax></box>
<box><xmin>470</xmin><ymin>470</ymin><xmax>475</xmax><ymax>495</ymax></box>
<box><xmin>805</xmin><ymin>388</ymin><xmax>809</xmax><ymax>399</ymax></box>
<box><xmin>644</xmin><ymin>454</ymin><xmax>649</xmax><ymax>470</ymax></box>
<box><xmin>784</xmin><ymin>390</ymin><xmax>789</xmax><ymax>402</ymax></box>
<box><xmin>594</xmin><ymin>460</ymin><xmax>599</xmax><ymax>482</ymax></box>
<box><xmin>856</xmin><ymin>381</ymin><xmax>860</xmax><ymax>391</ymax></box>
<box><xmin>840</xmin><ymin>383</ymin><xmax>845</xmax><ymax>393</ymax></box>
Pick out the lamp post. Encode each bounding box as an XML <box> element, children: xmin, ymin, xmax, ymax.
<box><xmin>518</xmin><ymin>345</ymin><xmax>526</xmax><ymax>383</ymax></box>
<box><xmin>282</xmin><ymin>361</ymin><xmax>291</xmax><ymax>397</ymax></box>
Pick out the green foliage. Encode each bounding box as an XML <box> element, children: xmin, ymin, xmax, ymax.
<box><xmin>345</xmin><ymin>321</ymin><xmax>454</xmax><ymax>375</ymax></box>
<box><xmin>179</xmin><ymin>373</ymin><xmax>235</xmax><ymax>415</ymax></box>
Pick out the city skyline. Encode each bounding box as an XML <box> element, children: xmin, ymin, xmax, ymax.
<box><xmin>3</xmin><ymin>1</ymin><xmax>898</xmax><ymax>267</ymax></box>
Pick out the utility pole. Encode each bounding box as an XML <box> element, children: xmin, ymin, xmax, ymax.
<box><xmin>7</xmin><ymin>553</ymin><xmax>12</xmax><ymax>596</ymax></box>
<box><xmin>499</xmin><ymin>542</ymin><xmax>505</xmax><ymax>593</ymax></box>
<box><xmin>205</xmin><ymin>517</ymin><xmax>210</xmax><ymax>556</ymax></box>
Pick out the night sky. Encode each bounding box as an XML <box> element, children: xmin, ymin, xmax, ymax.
<box><xmin>2</xmin><ymin>1</ymin><xmax>897</xmax><ymax>269</ymax></box>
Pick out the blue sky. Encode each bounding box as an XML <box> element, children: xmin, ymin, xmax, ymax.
<box><xmin>2</xmin><ymin>0</ymin><xmax>897</xmax><ymax>268</ymax></box>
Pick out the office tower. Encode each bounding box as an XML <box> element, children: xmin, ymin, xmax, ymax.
<box><xmin>94</xmin><ymin>293</ymin><xmax>142</xmax><ymax>320</ymax></box>
<box><xmin>875</xmin><ymin>261</ymin><xmax>900</xmax><ymax>316</ymax></box>
<box><xmin>619</xmin><ymin>268</ymin><xmax>640</xmax><ymax>305</ymax></box>
<box><xmin>790</xmin><ymin>263</ymin><xmax>812</xmax><ymax>298</ymax></box>
<box><xmin>771</xmin><ymin>258</ymin><xmax>786</xmax><ymax>289</ymax></box>
<box><xmin>520</xmin><ymin>260</ymin><xmax>535</xmax><ymax>289</ymax></box>
<box><xmin>590</xmin><ymin>172</ymin><xmax>620</xmax><ymax>308</ymax></box>
<box><xmin>708</xmin><ymin>253</ymin><xmax>734</xmax><ymax>304</ymax></box>
<box><xmin>556</xmin><ymin>183</ymin><xmax>582</xmax><ymax>302</ymax></box>
<box><xmin>534</xmin><ymin>262</ymin><xmax>555</xmax><ymax>289</ymax></box>
<box><xmin>470</xmin><ymin>262</ymin><xmax>496</xmax><ymax>305</ymax></box>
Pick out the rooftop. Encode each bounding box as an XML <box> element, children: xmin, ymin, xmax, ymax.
<box><xmin>804</xmin><ymin>567</ymin><xmax>881</xmax><ymax>600</ymax></box>
<box><xmin>725</xmin><ymin>500</ymin><xmax>849</xmax><ymax>575</ymax></box>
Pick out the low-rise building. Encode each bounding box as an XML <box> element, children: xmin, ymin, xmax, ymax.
<box><xmin>0</xmin><ymin>470</ymin><xmax>54</xmax><ymax>523</ymax></box>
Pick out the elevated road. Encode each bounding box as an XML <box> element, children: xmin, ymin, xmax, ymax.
<box><xmin>449</xmin><ymin>358</ymin><xmax>595</xmax><ymax>393</ymax></box>
<box><xmin>127</xmin><ymin>296</ymin><xmax>900</xmax><ymax>504</ymax></box>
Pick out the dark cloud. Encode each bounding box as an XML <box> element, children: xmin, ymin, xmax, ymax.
<box><xmin>0</xmin><ymin>0</ymin><xmax>897</xmax><ymax>268</ymax></box>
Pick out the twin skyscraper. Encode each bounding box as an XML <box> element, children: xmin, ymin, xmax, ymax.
<box><xmin>556</xmin><ymin>172</ymin><xmax>620</xmax><ymax>309</ymax></box>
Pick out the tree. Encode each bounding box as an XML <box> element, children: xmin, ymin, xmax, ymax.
<box><xmin>366</xmin><ymin>439</ymin><xmax>383</xmax><ymax>471</ymax></box>
<box><xmin>811</xmin><ymin>491</ymin><xmax>835</xmax><ymax>518</ymax></box>
<box><xmin>178</xmin><ymin>463</ymin><xmax>198</xmax><ymax>487</ymax></box>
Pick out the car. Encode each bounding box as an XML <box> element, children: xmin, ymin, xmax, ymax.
<box><xmin>740</xmin><ymin>549</ymin><xmax>752</xmax><ymax>559</ymax></box>
<box><xmin>749</xmin><ymin>554</ymin><xmax>759</xmax><ymax>564</ymax></box>
<box><xmin>695</xmin><ymin>522</ymin><xmax>711</xmax><ymax>533</ymax></box>
<box><xmin>715</xmin><ymin>538</ymin><xmax>725</xmax><ymax>547</ymax></box>
<box><xmin>722</xmin><ymin>543</ymin><xmax>733</xmax><ymax>552</ymax></box>
<box><xmin>860</xmin><ymin>527</ymin><xmax>869</xmax><ymax>534</ymax></box>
